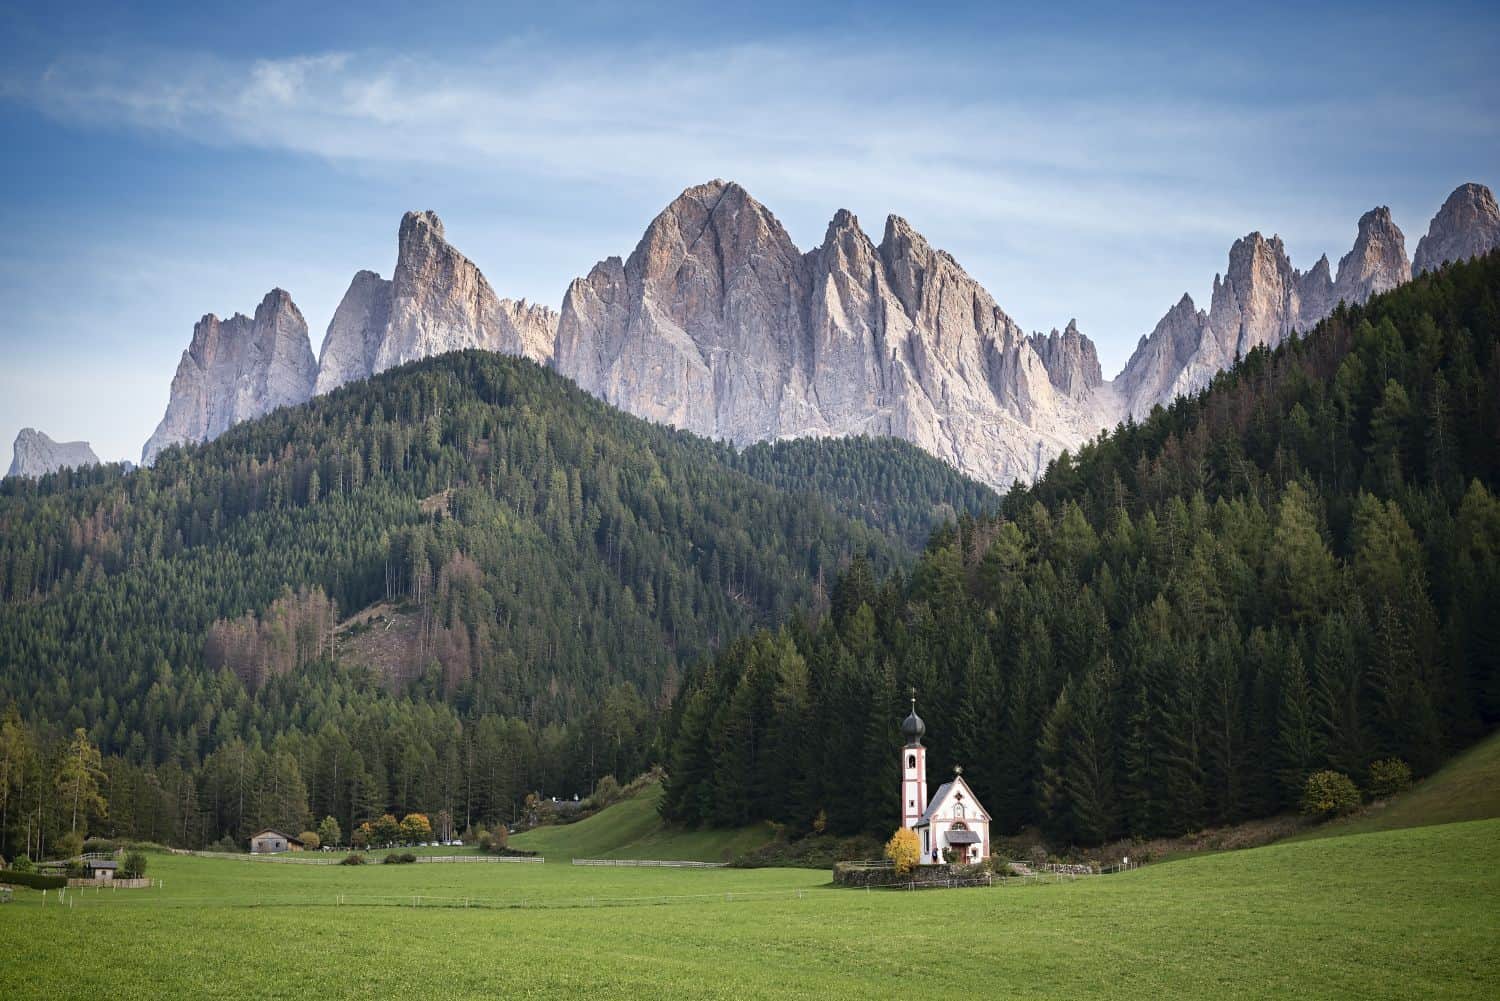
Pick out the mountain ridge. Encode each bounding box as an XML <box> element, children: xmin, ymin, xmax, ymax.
<box><xmin>130</xmin><ymin>179</ymin><xmax>1500</xmax><ymax>484</ymax></box>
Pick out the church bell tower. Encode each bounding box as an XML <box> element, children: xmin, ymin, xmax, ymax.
<box><xmin>900</xmin><ymin>691</ymin><xmax>927</xmax><ymax>830</ymax></box>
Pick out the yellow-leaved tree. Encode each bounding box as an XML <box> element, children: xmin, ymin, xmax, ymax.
<box><xmin>884</xmin><ymin>827</ymin><xmax>920</xmax><ymax>874</ymax></box>
<box><xmin>400</xmin><ymin>812</ymin><xmax>433</xmax><ymax>845</ymax></box>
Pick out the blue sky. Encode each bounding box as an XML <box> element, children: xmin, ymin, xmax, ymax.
<box><xmin>2</xmin><ymin>1</ymin><xmax>1497</xmax><ymax>464</ymax></box>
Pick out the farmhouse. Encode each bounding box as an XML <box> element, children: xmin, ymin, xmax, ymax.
<box><xmin>900</xmin><ymin>697</ymin><xmax>991</xmax><ymax>864</ymax></box>
<box><xmin>249</xmin><ymin>830</ymin><xmax>304</xmax><ymax>854</ymax></box>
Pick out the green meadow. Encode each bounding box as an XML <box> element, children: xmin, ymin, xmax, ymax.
<box><xmin>509</xmin><ymin>782</ymin><xmax>776</xmax><ymax>861</ymax></box>
<box><xmin>4</xmin><ymin>816</ymin><xmax>1497</xmax><ymax>1000</ymax></box>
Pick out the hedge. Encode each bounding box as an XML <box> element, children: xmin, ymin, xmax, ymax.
<box><xmin>0</xmin><ymin>869</ymin><xmax>67</xmax><ymax>890</ymax></box>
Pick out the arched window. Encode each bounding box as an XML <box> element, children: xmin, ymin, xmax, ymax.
<box><xmin>907</xmin><ymin>754</ymin><xmax>916</xmax><ymax>769</ymax></box>
<box><xmin>954</xmin><ymin>801</ymin><xmax>965</xmax><ymax>819</ymax></box>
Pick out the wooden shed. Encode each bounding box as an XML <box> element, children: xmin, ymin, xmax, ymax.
<box><xmin>249</xmin><ymin>830</ymin><xmax>304</xmax><ymax>854</ymax></box>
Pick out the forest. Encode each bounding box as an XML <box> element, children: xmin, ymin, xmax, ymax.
<box><xmin>3</xmin><ymin>253</ymin><xmax>1497</xmax><ymax>857</ymax></box>
<box><xmin>0</xmin><ymin>352</ymin><xmax>992</xmax><ymax>857</ymax></box>
<box><xmin>661</xmin><ymin>252</ymin><xmax>1500</xmax><ymax>843</ymax></box>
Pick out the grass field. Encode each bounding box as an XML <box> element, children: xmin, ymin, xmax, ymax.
<box><xmin>1290</xmin><ymin>730</ymin><xmax>1500</xmax><ymax>842</ymax></box>
<box><xmin>3</xmin><ymin>816</ymin><xmax>1497</xmax><ymax>999</ymax></box>
<box><xmin>509</xmin><ymin>782</ymin><xmax>775</xmax><ymax>861</ymax></box>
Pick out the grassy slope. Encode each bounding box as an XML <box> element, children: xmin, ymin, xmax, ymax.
<box><xmin>1293</xmin><ymin>730</ymin><xmax>1500</xmax><ymax>842</ymax></box>
<box><xmin>510</xmin><ymin>782</ymin><xmax>775</xmax><ymax>862</ymax></box>
<box><xmin>3</xmin><ymin>819</ymin><xmax>1496</xmax><ymax>999</ymax></box>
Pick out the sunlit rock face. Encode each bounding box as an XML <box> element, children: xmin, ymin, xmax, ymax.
<box><xmin>553</xmin><ymin>180</ymin><xmax>1116</xmax><ymax>488</ymax></box>
<box><xmin>1412</xmin><ymin>183</ymin><xmax>1500</xmax><ymax>275</ymax></box>
<box><xmin>314</xmin><ymin>210</ymin><xmax>559</xmax><ymax>395</ymax></box>
<box><xmin>143</xmin><ymin>288</ymin><xmax>317</xmax><ymax>465</ymax></box>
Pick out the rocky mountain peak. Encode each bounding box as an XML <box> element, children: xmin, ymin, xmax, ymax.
<box><xmin>7</xmin><ymin>428</ymin><xmax>101</xmax><ymax>479</ymax></box>
<box><xmin>1209</xmin><ymin>230</ymin><xmax>1300</xmax><ymax>357</ymax></box>
<box><xmin>1413</xmin><ymin>182</ymin><xmax>1500</xmax><ymax>275</ymax></box>
<box><xmin>315</xmin><ymin>210</ymin><xmax>559</xmax><ymax>395</ymax></box>
<box><xmin>1332</xmin><ymin>206</ymin><xmax>1410</xmax><ymax>306</ymax></box>
<box><xmin>1029</xmin><ymin>320</ymin><xmax>1104</xmax><ymax>399</ymax></box>
<box><xmin>400</xmin><ymin>209</ymin><xmax>445</xmax><ymax>241</ymax></box>
<box><xmin>142</xmin><ymin>288</ymin><xmax>317</xmax><ymax>465</ymax></box>
<box><xmin>552</xmin><ymin>179</ymin><xmax>1116</xmax><ymax>487</ymax></box>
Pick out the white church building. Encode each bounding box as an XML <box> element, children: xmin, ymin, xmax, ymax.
<box><xmin>901</xmin><ymin>696</ymin><xmax>991</xmax><ymax>865</ymax></box>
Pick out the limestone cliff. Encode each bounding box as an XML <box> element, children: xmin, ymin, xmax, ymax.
<box><xmin>142</xmin><ymin>289</ymin><xmax>317</xmax><ymax>465</ymax></box>
<box><xmin>1413</xmin><ymin>183</ymin><xmax>1500</xmax><ymax>275</ymax></box>
<box><xmin>553</xmin><ymin>181</ymin><xmax>1112</xmax><ymax>487</ymax></box>
<box><xmin>314</xmin><ymin>211</ymin><xmax>558</xmax><ymax>394</ymax></box>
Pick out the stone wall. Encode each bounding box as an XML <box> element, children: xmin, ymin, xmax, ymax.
<box><xmin>832</xmin><ymin>861</ymin><xmax>990</xmax><ymax>889</ymax></box>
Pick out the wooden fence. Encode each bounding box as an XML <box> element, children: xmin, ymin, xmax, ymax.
<box><xmin>67</xmin><ymin>877</ymin><xmax>152</xmax><ymax>889</ymax></box>
<box><xmin>167</xmin><ymin>849</ymin><xmax>543</xmax><ymax>865</ymax></box>
<box><xmin>413</xmin><ymin>855</ymin><xmax>542</xmax><ymax>864</ymax></box>
<box><xmin>571</xmin><ymin>858</ymin><xmax>728</xmax><ymax>868</ymax></box>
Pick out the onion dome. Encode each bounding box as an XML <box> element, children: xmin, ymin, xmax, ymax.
<box><xmin>901</xmin><ymin>694</ymin><xmax>926</xmax><ymax>746</ymax></box>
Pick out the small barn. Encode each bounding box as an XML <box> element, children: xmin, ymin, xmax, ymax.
<box><xmin>84</xmin><ymin>859</ymin><xmax>118</xmax><ymax>882</ymax></box>
<box><xmin>249</xmin><ymin>830</ymin><xmax>304</xmax><ymax>854</ymax></box>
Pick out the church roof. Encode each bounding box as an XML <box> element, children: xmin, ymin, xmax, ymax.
<box><xmin>913</xmin><ymin>782</ymin><xmax>954</xmax><ymax>827</ymax></box>
<box><xmin>912</xmin><ymin>774</ymin><xmax>991</xmax><ymax>827</ymax></box>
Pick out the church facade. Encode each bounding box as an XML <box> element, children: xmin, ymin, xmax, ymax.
<box><xmin>900</xmin><ymin>697</ymin><xmax>991</xmax><ymax>864</ymax></box>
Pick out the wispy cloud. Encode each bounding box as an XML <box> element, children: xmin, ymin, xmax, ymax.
<box><xmin>20</xmin><ymin>39</ymin><xmax>1468</xmax><ymax>244</ymax></box>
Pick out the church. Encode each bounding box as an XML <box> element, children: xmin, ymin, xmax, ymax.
<box><xmin>900</xmin><ymin>696</ymin><xmax>991</xmax><ymax>865</ymax></box>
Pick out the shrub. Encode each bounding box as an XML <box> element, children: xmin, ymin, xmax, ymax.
<box><xmin>1301</xmin><ymin>770</ymin><xmax>1361</xmax><ymax>817</ymax></box>
<box><xmin>587</xmin><ymin>775</ymin><xmax>623</xmax><ymax>810</ymax></box>
<box><xmin>884</xmin><ymin>828</ymin><xmax>920</xmax><ymax>874</ymax></box>
<box><xmin>82</xmin><ymin>838</ymin><xmax>117</xmax><ymax>855</ymax></box>
<box><xmin>297</xmin><ymin>831</ymin><xmax>321</xmax><ymax>851</ymax></box>
<box><xmin>381</xmin><ymin>852</ymin><xmax>417</xmax><ymax>864</ymax></box>
<box><xmin>1367</xmin><ymin>758</ymin><xmax>1413</xmax><ymax>799</ymax></box>
<box><xmin>11</xmin><ymin>854</ymin><xmax>33</xmax><ymax>873</ymax></box>
<box><xmin>64</xmin><ymin>860</ymin><xmax>86</xmax><ymax>878</ymax></box>
<box><xmin>339</xmin><ymin>853</ymin><xmax>367</xmax><ymax>866</ymax></box>
<box><xmin>351</xmin><ymin>823</ymin><xmax>373</xmax><ymax>850</ymax></box>
<box><xmin>119</xmin><ymin>851</ymin><xmax>148</xmax><ymax>879</ymax></box>
<box><xmin>0</xmin><ymin>868</ymin><xmax>66</xmax><ymax>890</ymax></box>
<box><xmin>490</xmin><ymin>824</ymin><xmax>510</xmax><ymax>852</ymax></box>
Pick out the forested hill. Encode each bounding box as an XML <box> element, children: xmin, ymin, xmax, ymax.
<box><xmin>0</xmin><ymin>351</ymin><xmax>995</xmax><ymax>851</ymax></box>
<box><xmin>663</xmin><ymin>252</ymin><xmax>1500</xmax><ymax>843</ymax></box>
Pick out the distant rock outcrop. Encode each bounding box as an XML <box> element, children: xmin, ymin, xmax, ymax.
<box><xmin>142</xmin><ymin>289</ymin><xmax>317</xmax><ymax>465</ymax></box>
<box><xmin>553</xmin><ymin>181</ymin><xmax>1113</xmax><ymax>487</ymax></box>
<box><xmin>1119</xmin><ymin>202</ymin><xmax>1416</xmax><ymax>418</ymax></box>
<box><xmin>1412</xmin><ymin>183</ymin><xmax>1500</xmax><ymax>275</ymax></box>
<box><xmin>1028</xmin><ymin>321</ymin><xmax>1103</xmax><ymax>399</ymax></box>
<box><xmin>6</xmin><ymin>428</ymin><xmax>101</xmax><ymax>478</ymax></box>
<box><xmin>314</xmin><ymin>211</ymin><xmax>558</xmax><ymax>394</ymax></box>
